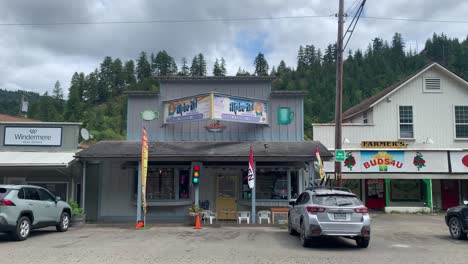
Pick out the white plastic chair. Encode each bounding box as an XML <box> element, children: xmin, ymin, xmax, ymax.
<box><xmin>238</xmin><ymin>211</ymin><xmax>250</xmax><ymax>224</ymax></box>
<box><xmin>203</xmin><ymin>210</ymin><xmax>217</xmax><ymax>224</ymax></box>
<box><xmin>257</xmin><ymin>210</ymin><xmax>271</xmax><ymax>224</ymax></box>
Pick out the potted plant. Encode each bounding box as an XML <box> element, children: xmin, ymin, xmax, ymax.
<box><xmin>188</xmin><ymin>202</ymin><xmax>203</xmax><ymax>226</ymax></box>
<box><xmin>68</xmin><ymin>200</ymin><xmax>86</xmax><ymax>227</ymax></box>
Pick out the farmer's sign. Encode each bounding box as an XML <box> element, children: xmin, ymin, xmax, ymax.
<box><xmin>361</xmin><ymin>141</ymin><xmax>408</xmax><ymax>149</ymax></box>
<box><xmin>4</xmin><ymin>127</ymin><xmax>62</xmax><ymax>146</ymax></box>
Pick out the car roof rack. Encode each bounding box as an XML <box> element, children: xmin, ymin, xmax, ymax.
<box><xmin>305</xmin><ymin>186</ymin><xmax>353</xmax><ymax>193</ymax></box>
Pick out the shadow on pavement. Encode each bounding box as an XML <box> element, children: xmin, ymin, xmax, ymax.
<box><xmin>0</xmin><ymin>229</ymin><xmax>57</xmax><ymax>243</ymax></box>
<box><xmin>274</xmin><ymin>231</ymin><xmax>363</xmax><ymax>251</ymax></box>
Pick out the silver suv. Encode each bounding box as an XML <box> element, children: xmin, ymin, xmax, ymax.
<box><xmin>288</xmin><ymin>187</ymin><xmax>371</xmax><ymax>248</ymax></box>
<box><xmin>0</xmin><ymin>185</ymin><xmax>72</xmax><ymax>241</ymax></box>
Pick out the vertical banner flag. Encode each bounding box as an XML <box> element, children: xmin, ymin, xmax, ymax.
<box><xmin>248</xmin><ymin>145</ymin><xmax>255</xmax><ymax>189</ymax></box>
<box><xmin>141</xmin><ymin>128</ymin><xmax>149</xmax><ymax>218</ymax></box>
<box><xmin>316</xmin><ymin>147</ymin><xmax>325</xmax><ymax>179</ymax></box>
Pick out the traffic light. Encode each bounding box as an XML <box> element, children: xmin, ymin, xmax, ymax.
<box><xmin>192</xmin><ymin>163</ymin><xmax>201</xmax><ymax>184</ymax></box>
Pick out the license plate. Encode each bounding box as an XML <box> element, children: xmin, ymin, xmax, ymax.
<box><xmin>334</xmin><ymin>213</ymin><xmax>347</xmax><ymax>220</ymax></box>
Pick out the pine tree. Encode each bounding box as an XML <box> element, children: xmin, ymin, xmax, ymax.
<box><xmin>112</xmin><ymin>58</ymin><xmax>125</xmax><ymax>96</ymax></box>
<box><xmin>123</xmin><ymin>60</ymin><xmax>137</xmax><ymax>90</ymax></box>
<box><xmin>197</xmin><ymin>53</ymin><xmax>207</xmax><ymax>76</ymax></box>
<box><xmin>220</xmin><ymin>58</ymin><xmax>227</xmax><ymax>76</ymax></box>
<box><xmin>153</xmin><ymin>50</ymin><xmax>178</xmax><ymax>76</ymax></box>
<box><xmin>190</xmin><ymin>56</ymin><xmax>199</xmax><ymax>76</ymax></box>
<box><xmin>66</xmin><ymin>72</ymin><xmax>84</xmax><ymax>121</ymax></box>
<box><xmin>136</xmin><ymin>52</ymin><xmax>152</xmax><ymax>82</ymax></box>
<box><xmin>52</xmin><ymin>81</ymin><xmax>63</xmax><ymax>100</ymax></box>
<box><xmin>178</xmin><ymin>57</ymin><xmax>190</xmax><ymax>76</ymax></box>
<box><xmin>213</xmin><ymin>58</ymin><xmax>222</xmax><ymax>76</ymax></box>
<box><xmin>254</xmin><ymin>53</ymin><xmax>269</xmax><ymax>76</ymax></box>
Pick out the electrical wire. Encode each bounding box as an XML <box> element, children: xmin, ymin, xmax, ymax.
<box><xmin>0</xmin><ymin>14</ymin><xmax>467</xmax><ymax>26</ymax></box>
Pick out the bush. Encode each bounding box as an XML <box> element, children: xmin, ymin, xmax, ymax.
<box><xmin>68</xmin><ymin>200</ymin><xmax>84</xmax><ymax>216</ymax></box>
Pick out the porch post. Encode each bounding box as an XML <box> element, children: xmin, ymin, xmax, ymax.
<box><xmin>308</xmin><ymin>161</ymin><xmax>314</xmax><ymax>187</ymax></box>
<box><xmin>82</xmin><ymin>161</ymin><xmax>87</xmax><ymax>211</ymax></box>
<box><xmin>137</xmin><ymin>161</ymin><xmax>142</xmax><ymax>222</ymax></box>
<box><xmin>251</xmin><ymin>161</ymin><xmax>256</xmax><ymax>224</ymax></box>
<box><xmin>422</xmin><ymin>179</ymin><xmax>432</xmax><ymax>210</ymax></box>
<box><xmin>385</xmin><ymin>179</ymin><xmax>391</xmax><ymax>207</ymax></box>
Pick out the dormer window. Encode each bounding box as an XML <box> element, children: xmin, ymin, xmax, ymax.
<box><xmin>424</xmin><ymin>78</ymin><xmax>441</xmax><ymax>92</ymax></box>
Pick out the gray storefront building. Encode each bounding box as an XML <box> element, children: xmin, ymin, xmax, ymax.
<box><xmin>77</xmin><ymin>76</ymin><xmax>332</xmax><ymax>222</ymax></box>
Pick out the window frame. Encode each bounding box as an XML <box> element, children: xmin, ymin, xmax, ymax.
<box><xmin>398</xmin><ymin>105</ymin><xmax>415</xmax><ymax>140</ymax></box>
<box><xmin>363</xmin><ymin>111</ymin><xmax>368</xmax><ymax>124</ymax></box>
<box><xmin>454</xmin><ymin>105</ymin><xmax>468</xmax><ymax>140</ymax></box>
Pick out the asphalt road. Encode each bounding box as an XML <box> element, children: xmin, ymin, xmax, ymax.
<box><xmin>0</xmin><ymin>214</ymin><xmax>467</xmax><ymax>264</ymax></box>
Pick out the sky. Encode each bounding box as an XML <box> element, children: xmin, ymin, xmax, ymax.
<box><xmin>0</xmin><ymin>0</ymin><xmax>467</xmax><ymax>97</ymax></box>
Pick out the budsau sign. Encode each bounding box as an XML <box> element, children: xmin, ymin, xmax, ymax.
<box><xmin>4</xmin><ymin>127</ymin><xmax>62</xmax><ymax>146</ymax></box>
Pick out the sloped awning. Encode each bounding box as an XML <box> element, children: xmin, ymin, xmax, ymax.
<box><xmin>0</xmin><ymin>152</ymin><xmax>77</xmax><ymax>167</ymax></box>
<box><xmin>76</xmin><ymin>141</ymin><xmax>333</xmax><ymax>162</ymax></box>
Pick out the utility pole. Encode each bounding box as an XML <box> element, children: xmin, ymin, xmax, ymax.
<box><xmin>334</xmin><ymin>0</ymin><xmax>345</xmax><ymax>187</ymax></box>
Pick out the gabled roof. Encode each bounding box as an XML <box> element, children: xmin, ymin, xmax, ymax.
<box><xmin>343</xmin><ymin>62</ymin><xmax>468</xmax><ymax>121</ymax></box>
<box><xmin>0</xmin><ymin>113</ymin><xmax>40</xmax><ymax>122</ymax></box>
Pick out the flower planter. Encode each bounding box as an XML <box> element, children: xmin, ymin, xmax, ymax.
<box><xmin>70</xmin><ymin>214</ymin><xmax>86</xmax><ymax>228</ymax></box>
<box><xmin>189</xmin><ymin>212</ymin><xmax>202</xmax><ymax>226</ymax></box>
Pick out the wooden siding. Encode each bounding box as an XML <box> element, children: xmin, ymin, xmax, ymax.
<box><xmin>127</xmin><ymin>81</ymin><xmax>304</xmax><ymax>142</ymax></box>
<box><xmin>314</xmin><ymin>66</ymin><xmax>468</xmax><ymax>149</ymax></box>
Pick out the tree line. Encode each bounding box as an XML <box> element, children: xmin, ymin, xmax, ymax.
<box><xmin>4</xmin><ymin>32</ymin><xmax>466</xmax><ymax>140</ymax></box>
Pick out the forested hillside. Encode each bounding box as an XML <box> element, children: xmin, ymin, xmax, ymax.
<box><xmin>1</xmin><ymin>33</ymin><xmax>467</xmax><ymax>140</ymax></box>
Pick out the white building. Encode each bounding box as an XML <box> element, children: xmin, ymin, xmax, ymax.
<box><xmin>313</xmin><ymin>62</ymin><xmax>468</xmax><ymax>213</ymax></box>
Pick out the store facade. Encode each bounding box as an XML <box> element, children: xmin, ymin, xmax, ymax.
<box><xmin>314</xmin><ymin>62</ymin><xmax>468</xmax><ymax>212</ymax></box>
<box><xmin>77</xmin><ymin>77</ymin><xmax>332</xmax><ymax>222</ymax></box>
<box><xmin>0</xmin><ymin>117</ymin><xmax>82</xmax><ymax>203</ymax></box>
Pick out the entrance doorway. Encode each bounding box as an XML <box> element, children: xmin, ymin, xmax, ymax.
<box><xmin>216</xmin><ymin>175</ymin><xmax>238</xmax><ymax>220</ymax></box>
<box><xmin>441</xmin><ymin>180</ymin><xmax>459</xmax><ymax>210</ymax></box>
<box><xmin>365</xmin><ymin>179</ymin><xmax>385</xmax><ymax>209</ymax></box>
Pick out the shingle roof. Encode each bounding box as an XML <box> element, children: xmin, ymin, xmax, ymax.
<box><xmin>271</xmin><ymin>90</ymin><xmax>308</xmax><ymax>96</ymax></box>
<box><xmin>76</xmin><ymin>141</ymin><xmax>333</xmax><ymax>161</ymax></box>
<box><xmin>0</xmin><ymin>114</ymin><xmax>40</xmax><ymax>122</ymax></box>
<box><xmin>158</xmin><ymin>76</ymin><xmax>275</xmax><ymax>81</ymax></box>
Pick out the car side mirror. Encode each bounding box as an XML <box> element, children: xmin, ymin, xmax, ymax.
<box><xmin>463</xmin><ymin>200</ymin><xmax>468</xmax><ymax>206</ymax></box>
<box><xmin>289</xmin><ymin>201</ymin><xmax>296</xmax><ymax>207</ymax></box>
<box><xmin>55</xmin><ymin>196</ymin><xmax>61</xmax><ymax>203</ymax></box>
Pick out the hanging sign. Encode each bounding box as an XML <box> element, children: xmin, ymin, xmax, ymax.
<box><xmin>213</xmin><ymin>95</ymin><xmax>268</xmax><ymax>124</ymax></box>
<box><xmin>163</xmin><ymin>95</ymin><xmax>211</xmax><ymax>124</ymax></box>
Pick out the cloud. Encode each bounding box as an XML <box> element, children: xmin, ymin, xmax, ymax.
<box><xmin>0</xmin><ymin>0</ymin><xmax>466</xmax><ymax>96</ymax></box>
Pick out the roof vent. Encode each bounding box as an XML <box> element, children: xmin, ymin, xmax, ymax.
<box><xmin>425</xmin><ymin>78</ymin><xmax>441</xmax><ymax>90</ymax></box>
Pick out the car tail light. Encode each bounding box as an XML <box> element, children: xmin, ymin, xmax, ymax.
<box><xmin>306</xmin><ymin>206</ymin><xmax>326</xmax><ymax>214</ymax></box>
<box><xmin>0</xmin><ymin>199</ymin><xmax>15</xmax><ymax>206</ymax></box>
<box><xmin>354</xmin><ymin>207</ymin><xmax>368</xmax><ymax>214</ymax></box>
<box><xmin>362</xmin><ymin>230</ymin><xmax>370</xmax><ymax>236</ymax></box>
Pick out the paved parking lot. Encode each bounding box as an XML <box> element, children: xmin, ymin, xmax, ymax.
<box><xmin>0</xmin><ymin>213</ymin><xmax>467</xmax><ymax>264</ymax></box>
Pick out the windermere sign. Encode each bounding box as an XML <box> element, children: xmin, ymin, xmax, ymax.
<box><xmin>4</xmin><ymin>127</ymin><xmax>62</xmax><ymax>146</ymax></box>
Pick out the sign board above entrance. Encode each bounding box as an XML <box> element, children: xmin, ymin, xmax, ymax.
<box><xmin>163</xmin><ymin>93</ymin><xmax>269</xmax><ymax>125</ymax></box>
<box><xmin>213</xmin><ymin>95</ymin><xmax>268</xmax><ymax>125</ymax></box>
<box><xmin>4</xmin><ymin>126</ymin><xmax>62</xmax><ymax>146</ymax></box>
<box><xmin>361</xmin><ymin>141</ymin><xmax>408</xmax><ymax>149</ymax></box>
<box><xmin>163</xmin><ymin>95</ymin><xmax>211</xmax><ymax>124</ymax></box>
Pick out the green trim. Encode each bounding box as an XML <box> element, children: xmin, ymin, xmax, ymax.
<box><xmin>422</xmin><ymin>179</ymin><xmax>432</xmax><ymax>209</ymax></box>
<box><xmin>385</xmin><ymin>179</ymin><xmax>391</xmax><ymax>207</ymax></box>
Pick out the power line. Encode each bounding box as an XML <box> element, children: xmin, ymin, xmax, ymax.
<box><xmin>0</xmin><ymin>14</ymin><xmax>467</xmax><ymax>27</ymax></box>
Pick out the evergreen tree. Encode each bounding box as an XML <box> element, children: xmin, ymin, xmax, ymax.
<box><xmin>254</xmin><ymin>53</ymin><xmax>269</xmax><ymax>76</ymax></box>
<box><xmin>52</xmin><ymin>81</ymin><xmax>63</xmax><ymax>100</ymax></box>
<box><xmin>112</xmin><ymin>58</ymin><xmax>125</xmax><ymax>96</ymax></box>
<box><xmin>220</xmin><ymin>58</ymin><xmax>227</xmax><ymax>76</ymax></box>
<box><xmin>213</xmin><ymin>58</ymin><xmax>222</xmax><ymax>76</ymax></box>
<box><xmin>190</xmin><ymin>55</ymin><xmax>199</xmax><ymax>76</ymax></box>
<box><xmin>136</xmin><ymin>52</ymin><xmax>152</xmax><ymax>82</ymax></box>
<box><xmin>178</xmin><ymin>57</ymin><xmax>190</xmax><ymax>76</ymax></box>
<box><xmin>123</xmin><ymin>60</ymin><xmax>137</xmax><ymax>90</ymax></box>
<box><xmin>153</xmin><ymin>50</ymin><xmax>178</xmax><ymax>76</ymax></box>
<box><xmin>190</xmin><ymin>53</ymin><xmax>207</xmax><ymax>76</ymax></box>
<box><xmin>66</xmin><ymin>72</ymin><xmax>84</xmax><ymax>121</ymax></box>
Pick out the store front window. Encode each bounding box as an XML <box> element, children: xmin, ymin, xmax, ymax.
<box><xmin>342</xmin><ymin>179</ymin><xmax>361</xmax><ymax>199</ymax></box>
<box><xmin>30</xmin><ymin>182</ymin><xmax>68</xmax><ymax>201</ymax></box>
<box><xmin>133</xmin><ymin>168</ymin><xmax>191</xmax><ymax>200</ymax></box>
<box><xmin>247</xmin><ymin>170</ymin><xmax>299</xmax><ymax>200</ymax></box>
<box><xmin>390</xmin><ymin>179</ymin><xmax>425</xmax><ymax>202</ymax></box>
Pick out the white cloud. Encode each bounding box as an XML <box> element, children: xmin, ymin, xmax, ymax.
<box><xmin>0</xmin><ymin>0</ymin><xmax>466</xmax><ymax>96</ymax></box>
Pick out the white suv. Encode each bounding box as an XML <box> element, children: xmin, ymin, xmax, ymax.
<box><xmin>0</xmin><ymin>185</ymin><xmax>72</xmax><ymax>241</ymax></box>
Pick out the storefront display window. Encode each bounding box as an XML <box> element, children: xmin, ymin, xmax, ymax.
<box><xmin>256</xmin><ymin>171</ymin><xmax>287</xmax><ymax>200</ymax></box>
<box><xmin>147</xmin><ymin>168</ymin><xmax>175</xmax><ymax>200</ymax></box>
<box><xmin>179</xmin><ymin>170</ymin><xmax>190</xmax><ymax>199</ymax></box>
<box><xmin>390</xmin><ymin>179</ymin><xmax>423</xmax><ymax>202</ymax></box>
<box><xmin>290</xmin><ymin>171</ymin><xmax>299</xmax><ymax>199</ymax></box>
<box><xmin>342</xmin><ymin>179</ymin><xmax>361</xmax><ymax>198</ymax></box>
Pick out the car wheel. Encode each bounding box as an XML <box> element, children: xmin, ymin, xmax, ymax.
<box><xmin>13</xmin><ymin>216</ymin><xmax>31</xmax><ymax>241</ymax></box>
<box><xmin>300</xmin><ymin>221</ymin><xmax>310</xmax><ymax>247</ymax></box>
<box><xmin>356</xmin><ymin>237</ymin><xmax>370</xmax><ymax>248</ymax></box>
<box><xmin>288</xmin><ymin>217</ymin><xmax>298</xmax><ymax>236</ymax></box>
<box><xmin>56</xmin><ymin>212</ymin><xmax>70</xmax><ymax>232</ymax></box>
<box><xmin>449</xmin><ymin>217</ymin><xmax>467</xmax><ymax>240</ymax></box>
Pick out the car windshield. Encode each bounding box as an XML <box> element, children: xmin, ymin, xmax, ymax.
<box><xmin>0</xmin><ymin>188</ymin><xmax>10</xmax><ymax>200</ymax></box>
<box><xmin>313</xmin><ymin>194</ymin><xmax>363</xmax><ymax>207</ymax></box>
